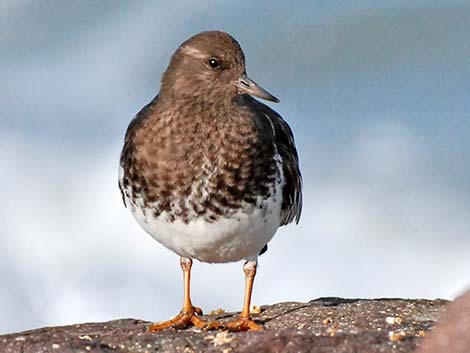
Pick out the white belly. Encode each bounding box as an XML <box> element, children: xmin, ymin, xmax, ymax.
<box><xmin>127</xmin><ymin>191</ymin><xmax>282</xmax><ymax>263</ymax></box>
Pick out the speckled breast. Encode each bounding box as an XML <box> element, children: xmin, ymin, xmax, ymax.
<box><xmin>119</xmin><ymin>98</ymin><xmax>281</xmax><ymax>225</ymax></box>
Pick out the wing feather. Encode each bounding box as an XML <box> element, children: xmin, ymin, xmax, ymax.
<box><xmin>245</xmin><ymin>95</ymin><xmax>303</xmax><ymax>225</ymax></box>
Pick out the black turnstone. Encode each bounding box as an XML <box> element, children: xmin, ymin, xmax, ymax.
<box><xmin>119</xmin><ymin>31</ymin><xmax>302</xmax><ymax>331</ymax></box>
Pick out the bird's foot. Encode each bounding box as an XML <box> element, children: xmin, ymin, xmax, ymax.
<box><xmin>147</xmin><ymin>306</ymin><xmax>222</xmax><ymax>332</ymax></box>
<box><xmin>224</xmin><ymin>317</ymin><xmax>263</xmax><ymax>331</ymax></box>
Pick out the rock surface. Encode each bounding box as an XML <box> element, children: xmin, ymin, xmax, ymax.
<box><xmin>416</xmin><ymin>291</ymin><xmax>470</xmax><ymax>353</ymax></box>
<box><xmin>0</xmin><ymin>298</ymin><xmax>448</xmax><ymax>353</ymax></box>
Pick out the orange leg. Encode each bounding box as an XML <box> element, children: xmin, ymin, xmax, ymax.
<box><xmin>225</xmin><ymin>261</ymin><xmax>263</xmax><ymax>331</ymax></box>
<box><xmin>148</xmin><ymin>257</ymin><xmax>222</xmax><ymax>332</ymax></box>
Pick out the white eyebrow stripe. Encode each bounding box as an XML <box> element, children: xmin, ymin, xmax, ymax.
<box><xmin>181</xmin><ymin>45</ymin><xmax>206</xmax><ymax>59</ymax></box>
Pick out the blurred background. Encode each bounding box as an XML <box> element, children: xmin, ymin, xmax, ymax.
<box><xmin>1</xmin><ymin>0</ymin><xmax>469</xmax><ymax>334</ymax></box>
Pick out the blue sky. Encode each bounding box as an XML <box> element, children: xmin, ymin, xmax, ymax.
<box><xmin>1</xmin><ymin>1</ymin><xmax>469</xmax><ymax>334</ymax></box>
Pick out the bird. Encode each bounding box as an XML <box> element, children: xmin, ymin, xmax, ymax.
<box><xmin>119</xmin><ymin>31</ymin><xmax>302</xmax><ymax>332</ymax></box>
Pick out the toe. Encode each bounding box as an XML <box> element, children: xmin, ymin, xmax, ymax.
<box><xmin>147</xmin><ymin>309</ymin><xmax>223</xmax><ymax>332</ymax></box>
<box><xmin>147</xmin><ymin>312</ymin><xmax>192</xmax><ymax>332</ymax></box>
<box><xmin>225</xmin><ymin>318</ymin><xmax>263</xmax><ymax>332</ymax></box>
<box><xmin>193</xmin><ymin>306</ymin><xmax>203</xmax><ymax>316</ymax></box>
<box><xmin>191</xmin><ymin>315</ymin><xmax>223</xmax><ymax>330</ymax></box>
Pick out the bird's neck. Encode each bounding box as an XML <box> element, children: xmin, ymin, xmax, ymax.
<box><xmin>159</xmin><ymin>89</ymin><xmax>236</xmax><ymax>110</ymax></box>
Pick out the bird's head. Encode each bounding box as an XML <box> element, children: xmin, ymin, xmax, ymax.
<box><xmin>160</xmin><ymin>31</ymin><xmax>279</xmax><ymax>103</ymax></box>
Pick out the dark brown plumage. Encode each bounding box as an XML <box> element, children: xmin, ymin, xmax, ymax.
<box><xmin>118</xmin><ymin>31</ymin><xmax>302</xmax><ymax>332</ymax></box>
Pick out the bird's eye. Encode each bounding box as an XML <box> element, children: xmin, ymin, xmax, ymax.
<box><xmin>208</xmin><ymin>58</ymin><xmax>221</xmax><ymax>69</ymax></box>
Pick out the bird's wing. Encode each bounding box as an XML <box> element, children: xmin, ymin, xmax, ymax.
<box><xmin>122</xmin><ymin>95</ymin><xmax>159</xmax><ymax>143</ymax></box>
<box><xmin>246</xmin><ymin>95</ymin><xmax>303</xmax><ymax>225</ymax></box>
<box><xmin>119</xmin><ymin>94</ymin><xmax>159</xmax><ymax>207</ymax></box>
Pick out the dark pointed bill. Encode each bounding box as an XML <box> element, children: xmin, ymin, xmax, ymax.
<box><xmin>235</xmin><ymin>73</ymin><xmax>279</xmax><ymax>103</ymax></box>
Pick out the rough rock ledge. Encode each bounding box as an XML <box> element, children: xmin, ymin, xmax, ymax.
<box><xmin>0</xmin><ymin>298</ymin><xmax>452</xmax><ymax>353</ymax></box>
